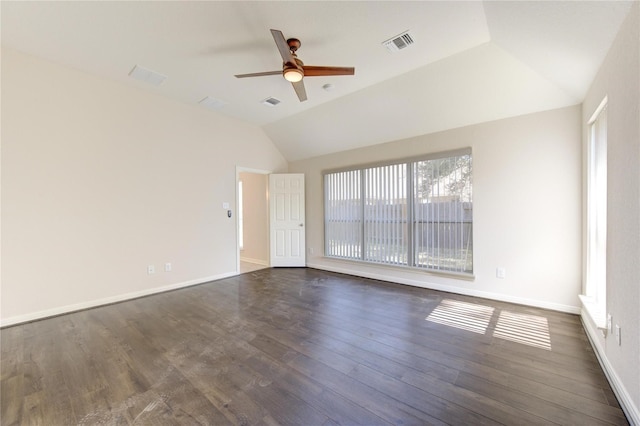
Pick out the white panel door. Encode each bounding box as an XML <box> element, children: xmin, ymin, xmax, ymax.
<box><xmin>269</xmin><ymin>173</ymin><xmax>306</xmax><ymax>267</ymax></box>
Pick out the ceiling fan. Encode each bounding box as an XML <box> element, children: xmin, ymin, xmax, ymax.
<box><xmin>235</xmin><ymin>29</ymin><xmax>355</xmax><ymax>102</ymax></box>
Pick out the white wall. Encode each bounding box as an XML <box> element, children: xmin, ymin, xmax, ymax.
<box><xmin>239</xmin><ymin>172</ymin><xmax>269</xmax><ymax>265</ymax></box>
<box><xmin>581</xmin><ymin>3</ymin><xmax>639</xmax><ymax>422</ymax></box>
<box><xmin>290</xmin><ymin>105</ymin><xmax>582</xmax><ymax>313</ymax></box>
<box><xmin>1</xmin><ymin>48</ymin><xmax>288</xmax><ymax>325</ymax></box>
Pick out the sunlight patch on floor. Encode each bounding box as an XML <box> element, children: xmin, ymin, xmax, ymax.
<box><xmin>494</xmin><ymin>310</ymin><xmax>551</xmax><ymax>350</ymax></box>
<box><xmin>425</xmin><ymin>299</ymin><xmax>495</xmax><ymax>334</ymax></box>
<box><xmin>426</xmin><ymin>299</ymin><xmax>552</xmax><ymax>350</ymax></box>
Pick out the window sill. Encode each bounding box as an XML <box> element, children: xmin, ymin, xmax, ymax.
<box><xmin>579</xmin><ymin>294</ymin><xmax>607</xmax><ymax>332</ymax></box>
<box><xmin>320</xmin><ymin>256</ymin><xmax>475</xmax><ymax>281</ymax></box>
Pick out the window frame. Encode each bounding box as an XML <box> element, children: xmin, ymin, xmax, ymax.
<box><xmin>581</xmin><ymin>97</ymin><xmax>608</xmax><ymax>328</ymax></box>
<box><xmin>323</xmin><ymin>148</ymin><xmax>473</xmax><ymax>277</ymax></box>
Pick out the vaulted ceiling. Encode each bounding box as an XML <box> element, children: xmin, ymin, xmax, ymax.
<box><xmin>1</xmin><ymin>1</ymin><xmax>633</xmax><ymax>161</ymax></box>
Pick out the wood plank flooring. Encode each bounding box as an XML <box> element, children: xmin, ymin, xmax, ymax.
<box><xmin>1</xmin><ymin>268</ymin><xmax>628</xmax><ymax>425</ymax></box>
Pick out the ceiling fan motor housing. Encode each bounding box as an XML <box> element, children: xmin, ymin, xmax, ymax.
<box><xmin>283</xmin><ymin>57</ymin><xmax>304</xmax><ymax>69</ymax></box>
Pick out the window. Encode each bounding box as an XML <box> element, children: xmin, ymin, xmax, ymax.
<box><xmin>324</xmin><ymin>169</ymin><xmax>362</xmax><ymax>259</ymax></box>
<box><xmin>364</xmin><ymin>163</ymin><xmax>408</xmax><ymax>265</ymax></box>
<box><xmin>324</xmin><ymin>148</ymin><xmax>472</xmax><ymax>274</ymax></box>
<box><xmin>582</xmin><ymin>97</ymin><xmax>607</xmax><ymax>326</ymax></box>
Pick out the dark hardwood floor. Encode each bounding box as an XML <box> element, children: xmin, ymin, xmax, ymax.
<box><xmin>1</xmin><ymin>268</ymin><xmax>628</xmax><ymax>425</ymax></box>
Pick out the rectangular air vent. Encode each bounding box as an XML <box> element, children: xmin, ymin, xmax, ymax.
<box><xmin>199</xmin><ymin>96</ymin><xmax>227</xmax><ymax>109</ymax></box>
<box><xmin>128</xmin><ymin>65</ymin><xmax>167</xmax><ymax>86</ymax></box>
<box><xmin>382</xmin><ymin>31</ymin><xmax>414</xmax><ymax>53</ymax></box>
<box><xmin>261</xmin><ymin>97</ymin><xmax>281</xmax><ymax>107</ymax></box>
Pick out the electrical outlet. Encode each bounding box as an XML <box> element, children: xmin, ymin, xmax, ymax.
<box><xmin>308</xmin><ymin>247</ymin><xmax>314</xmax><ymax>255</ymax></box>
<box><xmin>147</xmin><ymin>265</ymin><xmax>155</xmax><ymax>274</ymax></box>
<box><xmin>165</xmin><ymin>263</ymin><xmax>172</xmax><ymax>272</ymax></box>
<box><xmin>496</xmin><ymin>267</ymin><xmax>506</xmax><ymax>279</ymax></box>
<box><xmin>615</xmin><ymin>325</ymin><xmax>621</xmax><ymax>346</ymax></box>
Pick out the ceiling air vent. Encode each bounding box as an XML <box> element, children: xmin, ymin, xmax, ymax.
<box><xmin>261</xmin><ymin>97</ymin><xmax>281</xmax><ymax>107</ymax></box>
<box><xmin>128</xmin><ymin>65</ymin><xmax>167</xmax><ymax>86</ymax></box>
<box><xmin>382</xmin><ymin>31</ymin><xmax>414</xmax><ymax>53</ymax></box>
<box><xmin>199</xmin><ymin>96</ymin><xmax>227</xmax><ymax>109</ymax></box>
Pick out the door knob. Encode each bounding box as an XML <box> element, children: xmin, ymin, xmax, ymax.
<box><xmin>299</xmin><ymin>223</ymin><xmax>304</xmax><ymax>227</ymax></box>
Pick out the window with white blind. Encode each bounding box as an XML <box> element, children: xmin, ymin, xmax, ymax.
<box><xmin>581</xmin><ymin>97</ymin><xmax>607</xmax><ymax>327</ymax></box>
<box><xmin>324</xmin><ymin>148</ymin><xmax>473</xmax><ymax>274</ymax></box>
<box><xmin>364</xmin><ymin>163</ymin><xmax>409</xmax><ymax>265</ymax></box>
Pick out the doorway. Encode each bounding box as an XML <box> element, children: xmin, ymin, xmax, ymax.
<box><xmin>236</xmin><ymin>167</ymin><xmax>270</xmax><ymax>274</ymax></box>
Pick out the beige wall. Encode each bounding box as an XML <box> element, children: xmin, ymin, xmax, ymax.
<box><xmin>291</xmin><ymin>105</ymin><xmax>582</xmax><ymax>313</ymax></box>
<box><xmin>581</xmin><ymin>3</ymin><xmax>639</xmax><ymax>421</ymax></box>
<box><xmin>1</xmin><ymin>48</ymin><xmax>287</xmax><ymax>324</ymax></box>
<box><xmin>239</xmin><ymin>172</ymin><xmax>269</xmax><ymax>265</ymax></box>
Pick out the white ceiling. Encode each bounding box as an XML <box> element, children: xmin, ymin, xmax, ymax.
<box><xmin>1</xmin><ymin>1</ymin><xmax>634</xmax><ymax>161</ymax></box>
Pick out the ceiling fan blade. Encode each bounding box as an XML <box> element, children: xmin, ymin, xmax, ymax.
<box><xmin>292</xmin><ymin>80</ymin><xmax>307</xmax><ymax>102</ymax></box>
<box><xmin>302</xmin><ymin>66</ymin><xmax>355</xmax><ymax>77</ymax></box>
<box><xmin>235</xmin><ymin>70</ymin><xmax>282</xmax><ymax>78</ymax></box>
<box><xmin>270</xmin><ymin>29</ymin><xmax>295</xmax><ymax>64</ymax></box>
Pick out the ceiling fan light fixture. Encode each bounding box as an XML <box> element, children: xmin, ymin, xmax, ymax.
<box><xmin>283</xmin><ymin>68</ymin><xmax>304</xmax><ymax>82</ymax></box>
<box><xmin>235</xmin><ymin>30</ymin><xmax>354</xmax><ymax>102</ymax></box>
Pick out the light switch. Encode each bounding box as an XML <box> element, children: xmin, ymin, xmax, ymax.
<box><xmin>222</xmin><ymin>202</ymin><xmax>230</xmax><ymax>209</ymax></box>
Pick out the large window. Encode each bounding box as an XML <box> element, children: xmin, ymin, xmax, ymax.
<box><xmin>324</xmin><ymin>149</ymin><xmax>472</xmax><ymax>274</ymax></box>
<box><xmin>583</xmin><ymin>97</ymin><xmax>607</xmax><ymax>325</ymax></box>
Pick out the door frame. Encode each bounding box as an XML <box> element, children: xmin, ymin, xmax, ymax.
<box><xmin>235</xmin><ymin>166</ymin><xmax>272</xmax><ymax>274</ymax></box>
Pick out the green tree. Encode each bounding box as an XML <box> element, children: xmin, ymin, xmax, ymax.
<box><xmin>414</xmin><ymin>155</ymin><xmax>472</xmax><ymax>201</ymax></box>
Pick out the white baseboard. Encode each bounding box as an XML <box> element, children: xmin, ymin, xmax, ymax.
<box><xmin>240</xmin><ymin>257</ymin><xmax>269</xmax><ymax>266</ymax></box>
<box><xmin>0</xmin><ymin>272</ymin><xmax>237</xmax><ymax>328</ymax></box>
<box><xmin>581</xmin><ymin>311</ymin><xmax>639</xmax><ymax>425</ymax></box>
<box><xmin>306</xmin><ymin>261</ymin><xmax>581</xmax><ymax>314</ymax></box>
